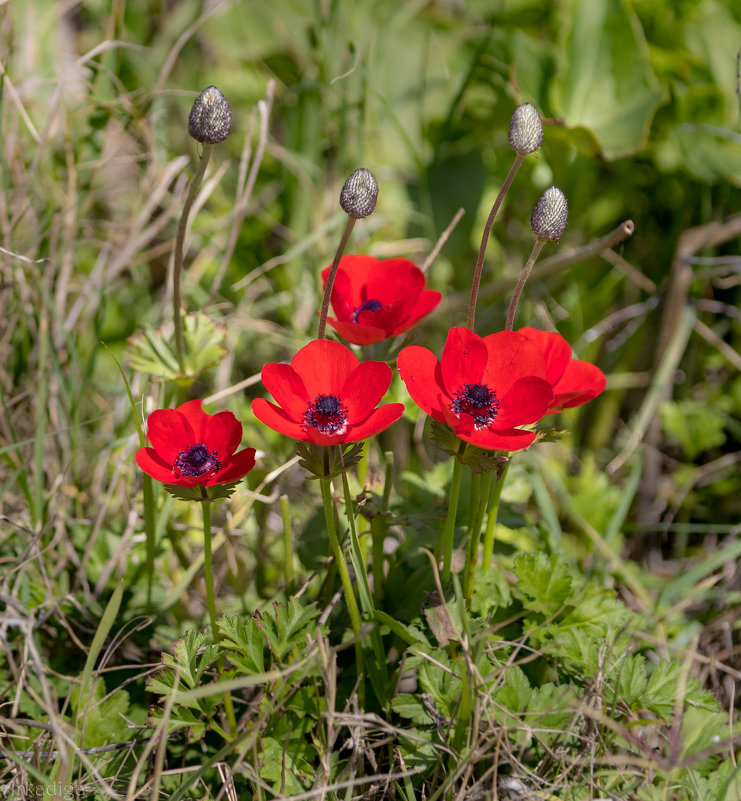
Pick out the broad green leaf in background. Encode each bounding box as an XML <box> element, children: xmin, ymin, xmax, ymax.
<box><xmin>551</xmin><ymin>0</ymin><xmax>666</xmax><ymax>159</ymax></box>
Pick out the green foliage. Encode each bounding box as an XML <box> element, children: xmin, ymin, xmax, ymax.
<box><xmin>125</xmin><ymin>311</ymin><xmax>228</xmax><ymax>382</ymax></box>
<box><xmin>661</xmin><ymin>398</ymin><xmax>728</xmax><ymax>460</ymax></box>
<box><xmin>2</xmin><ymin>0</ymin><xmax>740</xmax><ymax>798</ymax></box>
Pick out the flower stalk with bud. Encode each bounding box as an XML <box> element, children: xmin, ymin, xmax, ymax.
<box><xmin>173</xmin><ymin>86</ymin><xmax>232</xmax><ymax>376</ymax></box>
<box><xmin>505</xmin><ymin>186</ymin><xmax>568</xmax><ymax>331</ymax></box>
<box><xmin>318</xmin><ymin>168</ymin><xmax>378</xmax><ymax>340</ymax></box>
<box><xmin>468</xmin><ymin>103</ymin><xmax>543</xmax><ymax>331</ymax></box>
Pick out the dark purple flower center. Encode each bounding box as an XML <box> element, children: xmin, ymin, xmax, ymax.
<box><xmin>352</xmin><ymin>299</ymin><xmax>383</xmax><ymax>324</ymax></box>
<box><xmin>303</xmin><ymin>394</ymin><xmax>349</xmax><ymax>435</ymax></box>
<box><xmin>451</xmin><ymin>383</ymin><xmax>500</xmax><ymax>430</ymax></box>
<box><xmin>174</xmin><ymin>443</ymin><xmax>222</xmax><ymax>477</ymax></box>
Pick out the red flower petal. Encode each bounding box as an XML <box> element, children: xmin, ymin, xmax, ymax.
<box><xmin>146</xmin><ymin>407</ymin><xmax>195</xmax><ymax>463</ymax></box>
<box><xmin>136</xmin><ymin>447</ymin><xmax>176</xmax><ymax>482</ymax></box>
<box><xmin>394</xmin><ymin>289</ymin><xmax>442</xmax><ymax>335</ymax></box>
<box><xmin>291</xmin><ymin>339</ymin><xmax>359</xmax><ymax>398</ymax></box>
<box><xmin>458</xmin><ymin>426</ymin><xmax>536</xmax><ymax>451</ymax></box>
<box><xmin>440</xmin><ymin>327</ymin><xmax>488</xmax><ymax>394</ymax></box>
<box><xmin>207</xmin><ymin>447</ymin><xmax>256</xmax><ymax>485</ymax></box>
<box><xmin>481</xmin><ymin>331</ymin><xmax>547</xmax><ymax>397</ymax></box>
<box><xmin>397</xmin><ymin>345</ymin><xmax>449</xmax><ymax>419</ymax></box>
<box><xmin>326</xmin><ymin>317</ymin><xmax>387</xmax><ymax>345</ymax></box>
<box><xmin>554</xmin><ymin>360</ymin><xmax>606</xmax><ymax>409</ymax></box>
<box><xmin>348</xmin><ymin>403</ymin><xmax>405</xmax><ymax>440</ymax></box>
<box><xmin>517</xmin><ymin>327</ymin><xmax>571</xmax><ymax>385</ymax></box>
<box><xmin>201</xmin><ymin>409</ymin><xmax>243</xmax><ymax>460</ymax></box>
<box><xmin>363</xmin><ymin>257</ymin><xmax>426</xmax><ymax>301</ymax></box>
<box><xmin>323</xmin><ymin>256</ymin><xmax>440</xmax><ymax>341</ymax></box>
<box><xmin>261</xmin><ymin>362</ymin><xmax>310</xmax><ymax>420</ymax></box>
<box><xmin>495</xmin><ymin>376</ymin><xmax>554</xmax><ymax>428</ymax></box>
<box><xmin>341</xmin><ymin>361</ymin><xmax>393</xmax><ymax>422</ymax></box>
<box><xmin>251</xmin><ymin>398</ymin><xmax>306</xmax><ymax>440</ymax></box>
<box><xmin>176</xmin><ymin>399</ymin><xmax>211</xmax><ymax>441</ymax></box>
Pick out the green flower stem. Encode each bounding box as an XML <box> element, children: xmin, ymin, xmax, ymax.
<box><xmin>481</xmin><ymin>460</ymin><xmax>510</xmax><ymax>570</ymax></box>
<box><xmin>280</xmin><ymin>494</ymin><xmax>294</xmax><ymax>591</ymax></box>
<box><xmin>505</xmin><ymin>237</ymin><xmax>546</xmax><ymax>331</ymax></box>
<box><xmin>467</xmin><ymin>152</ymin><xmax>524</xmax><ymax>331</ymax></box>
<box><xmin>340</xmin><ymin>462</ymin><xmax>388</xmax><ymax>704</ymax></box>
<box><xmin>320</xmin><ymin>476</ymin><xmax>362</xmax><ymax>636</ymax></box>
<box><xmin>441</xmin><ymin>457</ymin><xmax>464</xmax><ymax>585</ymax></box>
<box><xmin>200</xmin><ymin>497</ymin><xmax>237</xmax><ymax>736</ymax></box>
<box><xmin>371</xmin><ymin>450</ymin><xmax>394</xmax><ymax>606</ymax></box>
<box><xmin>142</xmin><ymin>474</ymin><xmax>156</xmax><ymax>612</ymax></box>
<box><xmin>317</xmin><ymin>216</ymin><xmax>356</xmax><ymax>339</ymax></box>
<box><xmin>173</xmin><ymin>144</ymin><xmax>213</xmax><ymax>375</ymax></box>
<box><xmin>463</xmin><ymin>469</ymin><xmax>492</xmax><ymax>602</ymax></box>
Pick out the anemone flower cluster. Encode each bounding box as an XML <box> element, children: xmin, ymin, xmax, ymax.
<box><xmin>398</xmin><ymin>326</ymin><xmax>605</xmax><ymax>452</ymax></box>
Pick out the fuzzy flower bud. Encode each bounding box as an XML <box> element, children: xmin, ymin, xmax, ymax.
<box><xmin>530</xmin><ymin>186</ymin><xmax>568</xmax><ymax>241</ymax></box>
<box><xmin>508</xmin><ymin>103</ymin><xmax>543</xmax><ymax>155</ymax></box>
<box><xmin>188</xmin><ymin>86</ymin><xmax>232</xmax><ymax>145</ymax></box>
<box><xmin>339</xmin><ymin>168</ymin><xmax>378</xmax><ymax>219</ymax></box>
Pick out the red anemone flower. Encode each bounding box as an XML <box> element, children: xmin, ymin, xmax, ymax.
<box><xmin>136</xmin><ymin>399</ymin><xmax>256</xmax><ymax>487</ymax></box>
<box><xmin>252</xmin><ymin>339</ymin><xmax>404</xmax><ymax>445</ymax></box>
<box><xmin>321</xmin><ymin>255</ymin><xmax>442</xmax><ymax>345</ymax></box>
<box><xmin>517</xmin><ymin>327</ymin><xmax>606</xmax><ymax>411</ymax></box>
<box><xmin>397</xmin><ymin>327</ymin><xmax>555</xmax><ymax>451</ymax></box>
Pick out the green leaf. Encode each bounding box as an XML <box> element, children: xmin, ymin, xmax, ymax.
<box><xmin>218</xmin><ymin>614</ymin><xmax>265</xmax><ymax>674</ymax></box>
<box><xmin>417</xmin><ymin>650</ymin><xmax>458</xmax><ymax>719</ymax></box>
<box><xmin>614</xmin><ymin>654</ymin><xmax>648</xmax><ymax>707</ymax></box>
<box><xmin>259</xmin><ymin>598</ymin><xmax>321</xmax><ymax>663</ymax></box>
<box><xmin>69</xmin><ymin>679</ymin><xmax>130</xmax><ymax>748</ymax></box>
<box><xmin>644</xmin><ymin>660</ymin><xmax>718</xmax><ymax>723</ymax></box>
<box><xmin>513</xmin><ymin>552</ymin><xmax>573</xmax><ymax>615</ymax></box>
<box><xmin>494</xmin><ymin>665</ymin><xmax>531</xmax><ymax>713</ymax></box>
<box><xmin>125</xmin><ymin>311</ymin><xmax>227</xmax><ymax>381</ymax></box>
<box><xmin>162</xmin><ymin>480</ymin><xmax>242</xmax><ymax>503</ymax></box>
<box><xmin>260</xmin><ymin>735</ymin><xmax>315</xmax><ymax>794</ymax></box>
<box><xmin>526</xmin><ymin>683</ymin><xmax>578</xmax><ymax>745</ymax></box>
<box><xmin>660</xmin><ymin>399</ymin><xmax>727</xmax><ymax>460</ymax></box>
<box><xmin>551</xmin><ymin>0</ymin><xmax>666</xmax><ymax>159</ymax></box>
<box><xmin>391</xmin><ymin>693</ymin><xmax>435</xmax><ymax>725</ymax></box>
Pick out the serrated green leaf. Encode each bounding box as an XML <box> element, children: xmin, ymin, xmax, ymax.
<box><xmin>125</xmin><ymin>311</ymin><xmax>227</xmax><ymax>381</ymax></box>
<box><xmin>644</xmin><ymin>661</ymin><xmax>719</xmax><ymax>723</ymax></box>
<box><xmin>260</xmin><ymin>735</ymin><xmax>315</xmax><ymax>794</ymax></box>
<box><xmin>218</xmin><ymin>614</ymin><xmax>265</xmax><ymax>674</ymax></box>
<box><xmin>614</xmin><ymin>654</ymin><xmax>648</xmax><ymax>707</ymax></box>
<box><xmin>526</xmin><ymin>683</ymin><xmax>577</xmax><ymax>745</ymax></box>
<box><xmin>162</xmin><ymin>480</ymin><xmax>241</xmax><ymax>503</ymax></box>
<box><xmin>417</xmin><ymin>650</ymin><xmax>458</xmax><ymax>719</ymax></box>
<box><xmin>258</xmin><ymin>599</ymin><xmax>321</xmax><ymax>664</ymax></box>
<box><xmin>391</xmin><ymin>693</ymin><xmax>435</xmax><ymax>725</ymax></box>
<box><xmin>148</xmin><ymin>706</ymin><xmax>207</xmax><ymax>742</ymax></box>
<box><xmin>513</xmin><ymin>552</ymin><xmax>573</xmax><ymax>615</ymax></box>
<box><xmin>494</xmin><ymin>665</ymin><xmax>531</xmax><ymax>713</ymax></box>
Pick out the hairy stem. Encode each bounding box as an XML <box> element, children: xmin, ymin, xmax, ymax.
<box><xmin>467</xmin><ymin>152</ymin><xmax>524</xmax><ymax>331</ymax></box>
<box><xmin>173</xmin><ymin>144</ymin><xmax>212</xmax><ymax>374</ymax></box>
<box><xmin>318</xmin><ymin>216</ymin><xmax>356</xmax><ymax>339</ymax></box>
<box><xmin>505</xmin><ymin>237</ymin><xmax>546</xmax><ymax>331</ymax></box>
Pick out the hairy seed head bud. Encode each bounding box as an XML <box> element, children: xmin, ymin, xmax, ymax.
<box><xmin>508</xmin><ymin>103</ymin><xmax>544</xmax><ymax>155</ymax></box>
<box><xmin>339</xmin><ymin>168</ymin><xmax>378</xmax><ymax>219</ymax></box>
<box><xmin>530</xmin><ymin>186</ymin><xmax>568</xmax><ymax>241</ymax></box>
<box><xmin>188</xmin><ymin>86</ymin><xmax>232</xmax><ymax>144</ymax></box>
